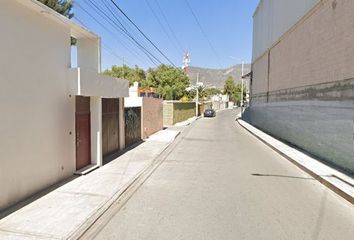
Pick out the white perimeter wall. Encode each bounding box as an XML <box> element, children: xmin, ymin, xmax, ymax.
<box><xmin>0</xmin><ymin>0</ymin><xmax>75</xmax><ymax>210</ymax></box>
<box><xmin>125</xmin><ymin>97</ymin><xmax>143</xmax><ymax>108</ymax></box>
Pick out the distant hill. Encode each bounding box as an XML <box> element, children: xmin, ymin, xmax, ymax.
<box><xmin>186</xmin><ymin>64</ymin><xmax>251</xmax><ymax>88</ymax></box>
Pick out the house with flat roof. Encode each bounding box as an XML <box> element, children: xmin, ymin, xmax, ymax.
<box><xmin>0</xmin><ymin>0</ymin><xmax>129</xmax><ymax>210</ymax></box>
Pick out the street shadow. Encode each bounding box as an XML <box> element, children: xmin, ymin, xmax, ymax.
<box><xmin>1</xmin><ymin>140</ymin><xmax>147</xmax><ymax>219</ymax></box>
<box><xmin>251</xmin><ymin>173</ymin><xmax>315</xmax><ymax>180</ymax></box>
<box><xmin>0</xmin><ymin>175</ymin><xmax>78</xmax><ymax>220</ymax></box>
<box><xmin>103</xmin><ymin>140</ymin><xmax>145</xmax><ymax>165</ymax></box>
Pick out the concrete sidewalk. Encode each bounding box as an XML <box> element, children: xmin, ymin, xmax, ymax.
<box><xmin>237</xmin><ymin>119</ymin><xmax>354</xmax><ymax>204</ymax></box>
<box><xmin>0</xmin><ymin>129</ymin><xmax>180</xmax><ymax>240</ymax></box>
<box><xmin>173</xmin><ymin>116</ymin><xmax>200</xmax><ymax>127</ymax></box>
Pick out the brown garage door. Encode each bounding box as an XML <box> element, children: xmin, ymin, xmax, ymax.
<box><xmin>102</xmin><ymin>98</ymin><xmax>120</xmax><ymax>158</ymax></box>
<box><xmin>76</xmin><ymin>96</ymin><xmax>91</xmax><ymax>170</ymax></box>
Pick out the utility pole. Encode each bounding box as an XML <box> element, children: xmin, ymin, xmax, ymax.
<box><xmin>229</xmin><ymin>56</ymin><xmax>245</xmax><ymax>116</ymax></box>
<box><xmin>122</xmin><ymin>57</ymin><xmax>125</xmax><ymax>78</ymax></box>
<box><xmin>183</xmin><ymin>51</ymin><xmax>201</xmax><ymax>116</ymax></box>
<box><xmin>240</xmin><ymin>60</ymin><xmax>244</xmax><ymax>117</ymax></box>
<box><xmin>196</xmin><ymin>73</ymin><xmax>199</xmax><ymax>117</ymax></box>
<box><xmin>182</xmin><ymin>50</ymin><xmax>190</xmax><ymax>72</ymax></box>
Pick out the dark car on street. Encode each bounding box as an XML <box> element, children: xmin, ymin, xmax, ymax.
<box><xmin>204</xmin><ymin>109</ymin><xmax>216</xmax><ymax>117</ymax></box>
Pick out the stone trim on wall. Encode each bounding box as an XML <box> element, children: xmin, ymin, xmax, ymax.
<box><xmin>252</xmin><ymin>78</ymin><xmax>354</xmax><ymax>104</ymax></box>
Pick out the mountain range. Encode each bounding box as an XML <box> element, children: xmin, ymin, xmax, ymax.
<box><xmin>186</xmin><ymin>64</ymin><xmax>251</xmax><ymax>88</ymax></box>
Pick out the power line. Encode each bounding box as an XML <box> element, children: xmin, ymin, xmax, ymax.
<box><xmin>81</xmin><ymin>0</ymin><xmax>160</xmax><ymax>66</ymax></box>
<box><xmin>73</xmin><ymin>16</ymin><xmax>132</xmax><ymax>66</ymax></box>
<box><xmin>144</xmin><ymin>0</ymin><xmax>181</xmax><ymax>54</ymax></box>
<box><xmin>108</xmin><ymin>0</ymin><xmax>175</xmax><ymax>67</ymax></box>
<box><xmin>77</xmin><ymin>1</ymin><xmax>161</xmax><ymax>66</ymax></box>
<box><xmin>153</xmin><ymin>0</ymin><xmax>184</xmax><ymax>52</ymax></box>
<box><xmin>109</xmin><ymin>0</ymin><xmax>177</xmax><ymax>67</ymax></box>
<box><xmin>77</xmin><ymin>1</ymin><xmax>140</xmax><ymax>58</ymax></box>
<box><xmin>75</xmin><ymin>16</ymin><xmax>141</xmax><ymax>66</ymax></box>
<box><xmin>37</xmin><ymin>2</ymin><xmax>135</xmax><ymax>68</ymax></box>
<box><xmin>102</xmin><ymin>0</ymin><xmax>143</xmax><ymax>43</ymax></box>
<box><xmin>184</xmin><ymin>0</ymin><xmax>221</xmax><ymax>66</ymax></box>
<box><xmin>99</xmin><ymin>0</ymin><xmax>160</xmax><ymax>66</ymax></box>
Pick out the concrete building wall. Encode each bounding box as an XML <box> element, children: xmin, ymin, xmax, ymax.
<box><xmin>253</xmin><ymin>0</ymin><xmax>319</xmax><ymax>61</ymax></box>
<box><xmin>124</xmin><ymin>97</ymin><xmax>143</xmax><ymax>108</ymax></box>
<box><xmin>173</xmin><ymin>102</ymin><xmax>196</xmax><ymax>125</ymax></box>
<box><xmin>163</xmin><ymin>102</ymin><xmax>174</xmax><ymax>126</ymax></box>
<box><xmin>77</xmin><ymin>38</ymin><xmax>100</xmax><ymax>73</ymax></box>
<box><xmin>163</xmin><ymin>102</ymin><xmax>196</xmax><ymax>126</ymax></box>
<box><xmin>212</xmin><ymin>101</ymin><xmax>220</xmax><ymax>111</ymax></box>
<box><xmin>0</xmin><ymin>0</ymin><xmax>75</xmax><ymax>210</ymax></box>
<box><xmin>0</xmin><ymin>0</ymin><xmax>129</xmax><ymax>211</ymax></box>
<box><xmin>245</xmin><ymin>100</ymin><xmax>354</xmax><ymax>174</ymax></box>
<box><xmin>248</xmin><ymin>0</ymin><xmax>354</xmax><ymax>174</ymax></box>
<box><xmin>252</xmin><ymin>53</ymin><xmax>269</xmax><ymax>95</ymax></box>
<box><xmin>269</xmin><ymin>0</ymin><xmax>354</xmax><ymax>91</ymax></box>
<box><xmin>142</xmin><ymin>98</ymin><xmax>163</xmax><ymax>139</ymax></box>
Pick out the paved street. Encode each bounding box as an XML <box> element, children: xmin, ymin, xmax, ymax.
<box><xmin>91</xmin><ymin>110</ymin><xmax>354</xmax><ymax>240</ymax></box>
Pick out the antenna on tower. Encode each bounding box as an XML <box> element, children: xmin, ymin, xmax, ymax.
<box><xmin>182</xmin><ymin>50</ymin><xmax>190</xmax><ymax>72</ymax></box>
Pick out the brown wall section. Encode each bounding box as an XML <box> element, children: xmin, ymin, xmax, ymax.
<box><xmin>142</xmin><ymin>97</ymin><xmax>163</xmax><ymax>139</ymax></box>
<box><xmin>252</xmin><ymin>52</ymin><xmax>269</xmax><ymax>95</ymax></box>
<box><xmin>253</xmin><ymin>0</ymin><xmax>354</xmax><ymax>94</ymax></box>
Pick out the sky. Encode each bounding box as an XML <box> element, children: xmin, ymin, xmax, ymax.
<box><xmin>72</xmin><ymin>0</ymin><xmax>259</xmax><ymax>70</ymax></box>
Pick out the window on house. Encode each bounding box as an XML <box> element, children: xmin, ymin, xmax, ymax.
<box><xmin>71</xmin><ymin>37</ymin><xmax>77</xmax><ymax>68</ymax></box>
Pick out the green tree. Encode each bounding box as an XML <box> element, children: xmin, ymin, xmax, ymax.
<box><xmin>104</xmin><ymin>65</ymin><xmax>147</xmax><ymax>86</ymax></box>
<box><xmin>223</xmin><ymin>76</ymin><xmax>246</xmax><ymax>105</ymax></box>
<box><xmin>37</xmin><ymin>0</ymin><xmax>74</xmax><ymax>18</ymax></box>
<box><xmin>223</xmin><ymin>76</ymin><xmax>236</xmax><ymax>99</ymax></box>
<box><xmin>233</xmin><ymin>84</ymin><xmax>247</xmax><ymax>106</ymax></box>
<box><xmin>147</xmin><ymin>65</ymin><xmax>190</xmax><ymax>100</ymax></box>
<box><xmin>187</xmin><ymin>87</ymin><xmax>222</xmax><ymax>101</ymax></box>
<box><xmin>203</xmin><ymin>87</ymin><xmax>222</xmax><ymax>99</ymax></box>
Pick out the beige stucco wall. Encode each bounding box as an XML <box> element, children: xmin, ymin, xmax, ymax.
<box><xmin>163</xmin><ymin>102</ymin><xmax>174</xmax><ymax>126</ymax></box>
<box><xmin>252</xmin><ymin>53</ymin><xmax>269</xmax><ymax>94</ymax></box>
<box><xmin>253</xmin><ymin>0</ymin><xmax>319</xmax><ymax>61</ymax></box>
<box><xmin>68</xmin><ymin>68</ymin><xmax>129</xmax><ymax>98</ymax></box>
<box><xmin>269</xmin><ymin>0</ymin><xmax>354</xmax><ymax>91</ymax></box>
<box><xmin>0</xmin><ymin>0</ymin><xmax>75</xmax><ymax>210</ymax></box>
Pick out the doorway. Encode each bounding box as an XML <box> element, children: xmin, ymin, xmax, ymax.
<box><xmin>75</xmin><ymin>96</ymin><xmax>91</xmax><ymax>170</ymax></box>
<box><xmin>102</xmin><ymin>98</ymin><xmax>120</xmax><ymax>159</ymax></box>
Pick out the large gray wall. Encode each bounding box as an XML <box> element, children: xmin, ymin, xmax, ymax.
<box><xmin>244</xmin><ymin>100</ymin><xmax>354</xmax><ymax>174</ymax></box>
<box><xmin>249</xmin><ymin>0</ymin><xmax>354</xmax><ymax>174</ymax></box>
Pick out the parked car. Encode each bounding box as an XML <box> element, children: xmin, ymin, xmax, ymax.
<box><xmin>204</xmin><ymin>109</ymin><xmax>216</xmax><ymax>117</ymax></box>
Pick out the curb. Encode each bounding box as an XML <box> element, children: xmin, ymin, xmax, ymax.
<box><xmin>70</xmin><ymin>130</ymin><xmax>182</xmax><ymax>240</ymax></box>
<box><xmin>236</xmin><ymin>119</ymin><xmax>354</xmax><ymax>205</ymax></box>
<box><xmin>165</xmin><ymin>115</ymin><xmax>202</xmax><ymax>128</ymax></box>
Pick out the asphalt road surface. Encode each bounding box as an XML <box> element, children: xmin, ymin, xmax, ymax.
<box><xmin>91</xmin><ymin>109</ymin><xmax>354</xmax><ymax>240</ymax></box>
